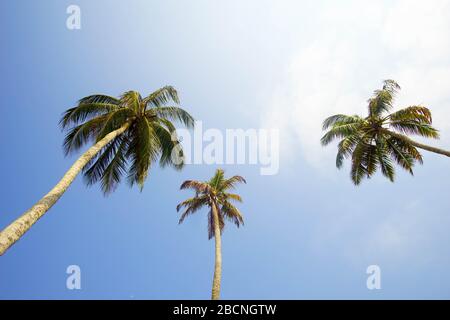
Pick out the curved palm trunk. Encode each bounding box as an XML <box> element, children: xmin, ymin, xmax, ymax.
<box><xmin>211</xmin><ymin>202</ymin><xmax>222</xmax><ymax>300</ymax></box>
<box><xmin>0</xmin><ymin>123</ymin><xmax>130</xmax><ymax>256</ymax></box>
<box><xmin>383</xmin><ymin>129</ymin><xmax>450</xmax><ymax>157</ymax></box>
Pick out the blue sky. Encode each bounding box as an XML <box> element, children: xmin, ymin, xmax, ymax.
<box><xmin>1</xmin><ymin>0</ymin><xmax>450</xmax><ymax>299</ymax></box>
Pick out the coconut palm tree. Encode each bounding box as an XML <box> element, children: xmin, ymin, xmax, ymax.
<box><xmin>321</xmin><ymin>80</ymin><xmax>450</xmax><ymax>185</ymax></box>
<box><xmin>0</xmin><ymin>86</ymin><xmax>194</xmax><ymax>256</ymax></box>
<box><xmin>177</xmin><ymin>169</ymin><xmax>246</xmax><ymax>300</ymax></box>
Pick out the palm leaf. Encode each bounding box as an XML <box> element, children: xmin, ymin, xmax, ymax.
<box><xmin>180</xmin><ymin>180</ymin><xmax>211</xmax><ymax>193</ymax></box>
<box><xmin>221</xmin><ymin>201</ymin><xmax>244</xmax><ymax>227</ymax></box>
<box><xmin>78</xmin><ymin>94</ymin><xmax>121</xmax><ymax>105</ymax></box>
<box><xmin>375</xmin><ymin>137</ymin><xmax>395</xmax><ymax>182</ymax></box>
<box><xmin>388</xmin><ymin>106</ymin><xmax>433</xmax><ymax>124</ymax></box>
<box><xmin>336</xmin><ymin>134</ymin><xmax>360</xmax><ymax>168</ymax></box>
<box><xmin>225</xmin><ymin>193</ymin><xmax>243</xmax><ymax>202</ymax></box>
<box><xmin>368</xmin><ymin>80</ymin><xmax>400</xmax><ymax>116</ymax></box>
<box><xmin>60</xmin><ymin>103</ymin><xmax>119</xmax><ymax>129</ymax></box>
<box><xmin>209</xmin><ymin>169</ymin><xmax>225</xmax><ymax>189</ymax></box>
<box><xmin>62</xmin><ymin>115</ymin><xmax>108</xmax><ymax>155</ymax></box>
<box><xmin>153</xmin><ymin>123</ymin><xmax>184</xmax><ymax>170</ymax></box>
<box><xmin>207</xmin><ymin>208</ymin><xmax>225</xmax><ymax>240</ymax></box>
<box><xmin>350</xmin><ymin>141</ymin><xmax>370</xmax><ymax>185</ymax></box>
<box><xmin>143</xmin><ymin>86</ymin><xmax>180</xmax><ymax>108</ymax></box>
<box><xmin>147</xmin><ymin>106</ymin><xmax>195</xmax><ymax>128</ymax></box>
<box><xmin>83</xmin><ymin>135</ymin><xmax>126</xmax><ymax>186</ymax></box>
<box><xmin>177</xmin><ymin>196</ymin><xmax>208</xmax><ymax>224</ymax></box>
<box><xmin>95</xmin><ymin>108</ymin><xmax>135</xmax><ymax>142</ymax></box>
<box><xmin>220</xmin><ymin>176</ymin><xmax>247</xmax><ymax>191</ymax></box>
<box><xmin>389</xmin><ymin>121</ymin><xmax>439</xmax><ymax>139</ymax></box>
<box><xmin>100</xmin><ymin>137</ymin><xmax>129</xmax><ymax>194</ymax></box>
<box><xmin>321</xmin><ymin>122</ymin><xmax>362</xmax><ymax>146</ymax></box>
<box><xmin>126</xmin><ymin>117</ymin><xmax>160</xmax><ymax>189</ymax></box>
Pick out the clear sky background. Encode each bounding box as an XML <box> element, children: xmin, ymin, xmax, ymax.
<box><xmin>1</xmin><ymin>0</ymin><xmax>450</xmax><ymax>299</ymax></box>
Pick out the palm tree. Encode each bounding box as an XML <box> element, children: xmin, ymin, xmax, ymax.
<box><xmin>0</xmin><ymin>86</ymin><xmax>194</xmax><ymax>256</ymax></box>
<box><xmin>177</xmin><ymin>169</ymin><xmax>246</xmax><ymax>300</ymax></box>
<box><xmin>321</xmin><ymin>80</ymin><xmax>450</xmax><ymax>185</ymax></box>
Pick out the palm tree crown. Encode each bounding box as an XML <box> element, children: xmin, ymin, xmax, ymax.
<box><xmin>60</xmin><ymin>86</ymin><xmax>194</xmax><ymax>194</ymax></box>
<box><xmin>177</xmin><ymin>169</ymin><xmax>246</xmax><ymax>239</ymax></box>
<box><xmin>321</xmin><ymin>80</ymin><xmax>448</xmax><ymax>185</ymax></box>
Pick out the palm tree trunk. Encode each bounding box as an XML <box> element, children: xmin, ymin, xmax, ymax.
<box><xmin>384</xmin><ymin>129</ymin><xmax>450</xmax><ymax>157</ymax></box>
<box><xmin>211</xmin><ymin>202</ymin><xmax>222</xmax><ymax>300</ymax></box>
<box><xmin>0</xmin><ymin>123</ymin><xmax>130</xmax><ymax>256</ymax></box>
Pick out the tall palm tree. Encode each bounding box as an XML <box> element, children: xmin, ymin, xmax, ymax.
<box><xmin>177</xmin><ymin>169</ymin><xmax>246</xmax><ymax>300</ymax></box>
<box><xmin>0</xmin><ymin>86</ymin><xmax>194</xmax><ymax>256</ymax></box>
<box><xmin>321</xmin><ymin>80</ymin><xmax>450</xmax><ymax>185</ymax></box>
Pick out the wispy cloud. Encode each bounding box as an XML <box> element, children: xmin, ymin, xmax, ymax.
<box><xmin>308</xmin><ymin>197</ymin><xmax>450</xmax><ymax>267</ymax></box>
<box><xmin>263</xmin><ymin>0</ymin><xmax>450</xmax><ymax>169</ymax></box>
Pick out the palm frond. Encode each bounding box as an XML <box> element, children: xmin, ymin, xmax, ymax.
<box><xmin>220</xmin><ymin>175</ymin><xmax>247</xmax><ymax>191</ymax></box>
<box><xmin>120</xmin><ymin>91</ymin><xmax>141</xmax><ymax>112</ymax></box>
<box><xmin>386</xmin><ymin>138</ymin><xmax>415</xmax><ymax>174</ymax></box>
<box><xmin>350</xmin><ymin>141</ymin><xmax>370</xmax><ymax>185</ymax></box>
<box><xmin>389</xmin><ymin>121</ymin><xmax>439</xmax><ymax>139</ymax></box>
<box><xmin>62</xmin><ymin>115</ymin><xmax>108</xmax><ymax>155</ymax></box>
<box><xmin>376</xmin><ymin>137</ymin><xmax>395</xmax><ymax>182</ymax></box>
<box><xmin>386</xmin><ymin>136</ymin><xmax>423</xmax><ymax>174</ymax></box>
<box><xmin>368</xmin><ymin>80</ymin><xmax>400</xmax><ymax>116</ymax></box>
<box><xmin>336</xmin><ymin>134</ymin><xmax>359</xmax><ymax>168</ymax></box>
<box><xmin>100</xmin><ymin>138</ymin><xmax>129</xmax><ymax>194</ymax></box>
<box><xmin>158</xmin><ymin>118</ymin><xmax>178</xmax><ymax>133</ymax></box>
<box><xmin>153</xmin><ymin>123</ymin><xmax>184</xmax><ymax>170</ymax></box>
<box><xmin>322</xmin><ymin>114</ymin><xmax>362</xmax><ymax>130</ymax></box>
<box><xmin>225</xmin><ymin>193</ymin><xmax>243</xmax><ymax>202</ymax></box>
<box><xmin>388</xmin><ymin>106</ymin><xmax>433</xmax><ymax>124</ymax></box>
<box><xmin>389</xmin><ymin>137</ymin><xmax>423</xmax><ymax>164</ymax></box>
<box><xmin>177</xmin><ymin>196</ymin><xmax>208</xmax><ymax>224</ymax></box>
<box><xmin>321</xmin><ymin>121</ymin><xmax>362</xmax><ymax>146</ymax></box>
<box><xmin>95</xmin><ymin>108</ymin><xmax>135</xmax><ymax>142</ymax></box>
<box><xmin>78</xmin><ymin>94</ymin><xmax>121</xmax><ymax>105</ymax></box>
<box><xmin>60</xmin><ymin>103</ymin><xmax>119</xmax><ymax>129</ymax></box>
<box><xmin>147</xmin><ymin>106</ymin><xmax>194</xmax><ymax>129</ymax></box>
<box><xmin>143</xmin><ymin>86</ymin><xmax>180</xmax><ymax>108</ymax></box>
<box><xmin>362</xmin><ymin>144</ymin><xmax>378</xmax><ymax>177</ymax></box>
<box><xmin>221</xmin><ymin>201</ymin><xmax>244</xmax><ymax>227</ymax></box>
<box><xmin>207</xmin><ymin>208</ymin><xmax>225</xmax><ymax>240</ymax></box>
<box><xmin>126</xmin><ymin>117</ymin><xmax>160</xmax><ymax>190</ymax></box>
<box><xmin>83</xmin><ymin>135</ymin><xmax>125</xmax><ymax>186</ymax></box>
<box><xmin>209</xmin><ymin>169</ymin><xmax>226</xmax><ymax>189</ymax></box>
<box><xmin>180</xmin><ymin>180</ymin><xmax>211</xmax><ymax>193</ymax></box>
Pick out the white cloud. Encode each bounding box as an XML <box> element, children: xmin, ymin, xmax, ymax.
<box><xmin>308</xmin><ymin>197</ymin><xmax>450</xmax><ymax>267</ymax></box>
<box><xmin>263</xmin><ymin>0</ymin><xmax>450</xmax><ymax>169</ymax></box>
<box><xmin>365</xmin><ymin>200</ymin><xmax>434</xmax><ymax>263</ymax></box>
